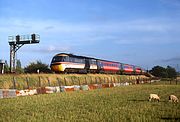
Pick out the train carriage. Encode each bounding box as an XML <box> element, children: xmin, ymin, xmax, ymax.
<box><xmin>141</xmin><ymin>68</ymin><xmax>146</xmax><ymax>74</ymax></box>
<box><xmin>122</xmin><ymin>64</ymin><xmax>135</xmax><ymax>74</ymax></box>
<box><xmin>134</xmin><ymin>66</ymin><xmax>142</xmax><ymax>75</ymax></box>
<box><xmin>97</xmin><ymin>60</ymin><xmax>120</xmax><ymax>74</ymax></box>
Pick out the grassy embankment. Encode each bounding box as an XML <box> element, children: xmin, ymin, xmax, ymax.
<box><xmin>0</xmin><ymin>74</ymin><xmax>148</xmax><ymax>89</ymax></box>
<box><xmin>0</xmin><ymin>84</ymin><xmax>179</xmax><ymax>121</ymax></box>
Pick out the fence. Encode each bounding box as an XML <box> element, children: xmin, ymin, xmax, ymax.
<box><xmin>9</xmin><ymin>76</ymin><xmax>152</xmax><ymax>90</ymax></box>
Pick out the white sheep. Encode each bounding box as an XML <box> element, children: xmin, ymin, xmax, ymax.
<box><xmin>149</xmin><ymin>94</ymin><xmax>160</xmax><ymax>102</ymax></box>
<box><xmin>169</xmin><ymin>95</ymin><xmax>179</xmax><ymax>103</ymax></box>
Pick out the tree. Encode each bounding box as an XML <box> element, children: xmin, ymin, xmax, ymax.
<box><xmin>16</xmin><ymin>59</ymin><xmax>24</xmax><ymax>73</ymax></box>
<box><xmin>24</xmin><ymin>61</ymin><xmax>52</xmax><ymax>73</ymax></box>
<box><xmin>150</xmin><ymin>65</ymin><xmax>177</xmax><ymax>79</ymax></box>
<box><xmin>150</xmin><ymin>66</ymin><xmax>167</xmax><ymax>78</ymax></box>
<box><xmin>166</xmin><ymin>66</ymin><xmax>177</xmax><ymax>79</ymax></box>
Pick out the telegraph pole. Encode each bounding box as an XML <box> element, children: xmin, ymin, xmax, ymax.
<box><xmin>177</xmin><ymin>64</ymin><xmax>179</xmax><ymax>73</ymax></box>
<box><xmin>8</xmin><ymin>34</ymin><xmax>40</xmax><ymax>73</ymax></box>
<box><xmin>0</xmin><ymin>60</ymin><xmax>5</xmax><ymax>74</ymax></box>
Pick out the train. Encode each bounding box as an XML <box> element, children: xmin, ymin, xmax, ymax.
<box><xmin>50</xmin><ymin>53</ymin><xmax>146</xmax><ymax>75</ymax></box>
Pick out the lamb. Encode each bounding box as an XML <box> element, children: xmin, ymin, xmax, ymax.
<box><xmin>169</xmin><ymin>95</ymin><xmax>179</xmax><ymax>103</ymax></box>
<box><xmin>149</xmin><ymin>94</ymin><xmax>160</xmax><ymax>102</ymax></box>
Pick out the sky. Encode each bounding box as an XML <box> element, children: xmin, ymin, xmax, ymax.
<box><xmin>0</xmin><ymin>0</ymin><xmax>180</xmax><ymax>71</ymax></box>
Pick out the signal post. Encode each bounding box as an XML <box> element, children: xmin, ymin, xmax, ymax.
<box><xmin>8</xmin><ymin>34</ymin><xmax>40</xmax><ymax>73</ymax></box>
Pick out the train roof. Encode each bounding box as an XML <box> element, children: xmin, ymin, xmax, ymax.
<box><xmin>55</xmin><ymin>53</ymin><xmax>120</xmax><ymax>63</ymax></box>
<box><xmin>54</xmin><ymin>53</ymin><xmax>144</xmax><ymax>69</ymax></box>
<box><xmin>56</xmin><ymin>53</ymin><xmax>93</xmax><ymax>58</ymax></box>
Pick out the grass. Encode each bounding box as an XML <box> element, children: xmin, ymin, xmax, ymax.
<box><xmin>0</xmin><ymin>84</ymin><xmax>180</xmax><ymax>121</ymax></box>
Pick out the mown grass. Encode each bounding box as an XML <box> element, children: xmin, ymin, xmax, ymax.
<box><xmin>0</xmin><ymin>85</ymin><xmax>179</xmax><ymax>121</ymax></box>
<box><xmin>151</xmin><ymin>80</ymin><xmax>180</xmax><ymax>85</ymax></box>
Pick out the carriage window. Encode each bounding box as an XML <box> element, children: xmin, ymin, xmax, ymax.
<box><xmin>74</xmin><ymin>58</ymin><xmax>78</xmax><ymax>63</ymax></box>
<box><xmin>52</xmin><ymin>56</ymin><xmax>68</xmax><ymax>62</ymax></box>
<box><xmin>90</xmin><ymin>59</ymin><xmax>96</xmax><ymax>65</ymax></box>
<box><xmin>73</xmin><ymin>58</ymin><xmax>84</xmax><ymax>63</ymax></box>
<box><xmin>66</xmin><ymin>57</ymin><xmax>69</xmax><ymax>62</ymax></box>
<box><xmin>69</xmin><ymin>57</ymin><xmax>75</xmax><ymax>62</ymax></box>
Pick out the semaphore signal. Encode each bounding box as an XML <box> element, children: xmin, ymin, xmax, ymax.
<box><xmin>8</xmin><ymin>34</ymin><xmax>40</xmax><ymax>73</ymax></box>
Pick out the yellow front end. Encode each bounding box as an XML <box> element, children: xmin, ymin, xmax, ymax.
<box><xmin>51</xmin><ymin>64</ymin><xmax>66</xmax><ymax>72</ymax></box>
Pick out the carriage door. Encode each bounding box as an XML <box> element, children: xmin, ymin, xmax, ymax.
<box><xmin>85</xmin><ymin>59</ymin><xmax>90</xmax><ymax>71</ymax></box>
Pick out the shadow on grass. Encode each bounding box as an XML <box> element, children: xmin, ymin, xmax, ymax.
<box><xmin>128</xmin><ymin>99</ymin><xmax>148</xmax><ymax>102</ymax></box>
<box><xmin>128</xmin><ymin>99</ymin><xmax>167</xmax><ymax>103</ymax></box>
<box><xmin>161</xmin><ymin>117</ymin><xmax>180</xmax><ymax>121</ymax></box>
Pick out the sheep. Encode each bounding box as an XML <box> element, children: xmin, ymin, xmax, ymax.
<box><xmin>169</xmin><ymin>95</ymin><xmax>179</xmax><ymax>103</ymax></box>
<box><xmin>149</xmin><ymin>94</ymin><xmax>160</xmax><ymax>102</ymax></box>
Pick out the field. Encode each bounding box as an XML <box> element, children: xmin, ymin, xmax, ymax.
<box><xmin>0</xmin><ymin>84</ymin><xmax>180</xmax><ymax>121</ymax></box>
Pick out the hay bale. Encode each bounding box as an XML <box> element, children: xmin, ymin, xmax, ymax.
<box><xmin>64</xmin><ymin>86</ymin><xmax>75</xmax><ymax>92</ymax></box>
<box><xmin>1</xmin><ymin>89</ymin><xmax>16</xmax><ymax>98</ymax></box>
<box><xmin>109</xmin><ymin>83</ymin><xmax>114</xmax><ymax>87</ymax></box>
<box><xmin>98</xmin><ymin>84</ymin><xmax>102</xmax><ymax>89</ymax></box>
<box><xmin>45</xmin><ymin>87</ymin><xmax>56</xmax><ymax>94</ymax></box>
<box><xmin>88</xmin><ymin>84</ymin><xmax>97</xmax><ymax>90</ymax></box>
<box><xmin>36</xmin><ymin>87</ymin><xmax>47</xmax><ymax>94</ymax></box>
<box><xmin>102</xmin><ymin>84</ymin><xmax>109</xmax><ymax>88</ymax></box>
<box><xmin>0</xmin><ymin>90</ymin><xmax>3</xmax><ymax>98</ymax></box>
<box><xmin>113</xmin><ymin>83</ymin><xmax>120</xmax><ymax>87</ymax></box>
<box><xmin>74</xmin><ymin>85</ymin><xmax>80</xmax><ymax>91</ymax></box>
<box><xmin>80</xmin><ymin>85</ymin><xmax>89</xmax><ymax>91</ymax></box>
<box><xmin>16</xmin><ymin>89</ymin><xmax>37</xmax><ymax>96</ymax></box>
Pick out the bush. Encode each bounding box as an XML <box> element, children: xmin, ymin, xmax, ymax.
<box><xmin>24</xmin><ymin>61</ymin><xmax>52</xmax><ymax>73</ymax></box>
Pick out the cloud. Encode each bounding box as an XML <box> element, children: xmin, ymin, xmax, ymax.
<box><xmin>160</xmin><ymin>0</ymin><xmax>180</xmax><ymax>7</ymax></box>
<box><xmin>161</xmin><ymin>57</ymin><xmax>180</xmax><ymax>62</ymax></box>
<box><xmin>0</xmin><ymin>17</ymin><xmax>178</xmax><ymax>33</ymax></box>
<box><xmin>46</xmin><ymin>45</ymin><xmax>70</xmax><ymax>53</ymax></box>
<box><xmin>0</xmin><ymin>17</ymin><xmax>180</xmax><ymax>46</ymax></box>
<box><xmin>27</xmin><ymin>45</ymin><xmax>71</xmax><ymax>53</ymax></box>
<box><xmin>44</xmin><ymin>26</ymin><xmax>54</xmax><ymax>30</ymax></box>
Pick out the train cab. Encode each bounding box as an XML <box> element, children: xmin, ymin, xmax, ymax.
<box><xmin>50</xmin><ymin>53</ymin><xmax>97</xmax><ymax>73</ymax></box>
<box><xmin>50</xmin><ymin>54</ymin><xmax>70</xmax><ymax>72</ymax></box>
